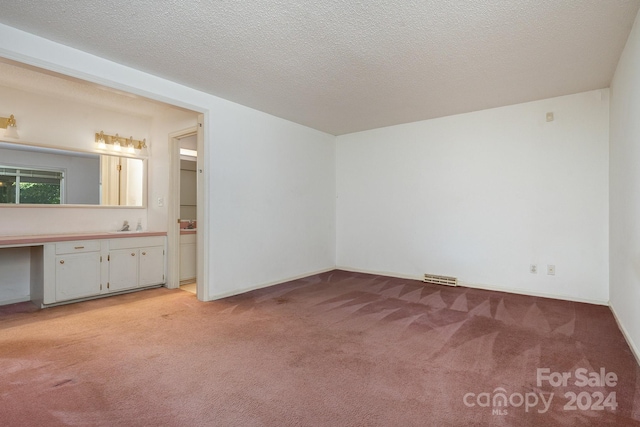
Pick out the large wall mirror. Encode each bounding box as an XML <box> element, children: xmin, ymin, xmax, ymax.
<box><xmin>0</xmin><ymin>142</ymin><xmax>145</xmax><ymax>207</ymax></box>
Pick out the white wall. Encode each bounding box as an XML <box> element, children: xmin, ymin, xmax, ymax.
<box><xmin>147</xmin><ymin>107</ymin><xmax>199</xmax><ymax>232</ymax></box>
<box><xmin>337</xmin><ymin>90</ymin><xmax>609</xmax><ymax>304</ymax></box>
<box><xmin>0</xmin><ymin>85</ymin><xmax>152</xmax><ymax>153</ymax></box>
<box><xmin>610</xmin><ymin>9</ymin><xmax>640</xmax><ymax>360</ymax></box>
<box><xmin>0</xmin><ymin>84</ymin><xmax>152</xmax><ymax>234</ymax></box>
<box><xmin>208</xmin><ymin>104</ymin><xmax>336</xmax><ymax>296</ymax></box>
<box><xmin>0</xmin><ymin>23</ymin><xmax>337</xmax><ymax>301</ymax></box>
<box><xmin>0</xmin><ymin>80</ymin><xmax>199</xmax><ymax>236</ymax></box>
<box><xmin>0</xmin><ymin>247</ymin><xmax>31</xmax><ymax>304</ymax></box>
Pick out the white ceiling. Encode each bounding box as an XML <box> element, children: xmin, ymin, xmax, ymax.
<box><xmin>0</xmin><ymin>1</ymin><xmax>638</xmax><ymax>135</ymax></box>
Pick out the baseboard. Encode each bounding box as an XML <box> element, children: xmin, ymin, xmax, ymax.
<box><xmin>335</xmin><ymin>266</ymin><xmax>423</xmax><ymax>282</ymax></box>
<box><xmin>335</xmin><ymin>266</ymin><xmax>609</xmax><ymax>306</ymax></box>
<box><xmin>460</xmin><ymin>281</ymin><xmax>609</xmax><ymax>306</ymax></box>
<box><xmin>0</xmin><ymin>295</ymin><xmax>31</xmax><ymax>306</ymax></box>
<box><xmin>208</xmin><ymin>266</ymin><xmax>336</xmax><ymax>301</ymax></box>
<box><xmin>41</xmin><ymin>284</ymin><xmax>163</xmax><ymax>308</ymax></box>
<box><xmin>609</xmin><ymin>303</ymin><xmax>640</xmax><ymax>367</ymax></box>
<box><xmin>208</xmin><ymin>265</ymin><xmax>610</xmax><ymax>307</ymax></box>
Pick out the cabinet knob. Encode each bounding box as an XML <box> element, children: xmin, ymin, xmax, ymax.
<box><xmin>131</xmin><ymin>253</ymin><xmax>135</xmax><ymax>256</ymax></box>
<box><xmin>142</xmin><ymin>252</ymin><xmax>146</xmax><ymax>255</ymax></box>
<box><xmin>59</xmin><ymin>260</ymin><xmax>64</xmax><ymax>264</ymax></box>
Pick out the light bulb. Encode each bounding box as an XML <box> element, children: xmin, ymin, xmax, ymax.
<box><xmin>4</xmin><ymin>125</ymin><xmax>19</xmax><ymax>139</ymax></box>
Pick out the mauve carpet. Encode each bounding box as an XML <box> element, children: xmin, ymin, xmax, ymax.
<box><xmin>1</xmin><ymin>270</ymin><xmax>639</xmax><ymax>426</ymax></box>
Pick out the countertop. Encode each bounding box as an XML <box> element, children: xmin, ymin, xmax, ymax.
<box><xmin>0</xmin><ymin>231</ymin><xmax>167</xmax><ymax>247</ymax></box>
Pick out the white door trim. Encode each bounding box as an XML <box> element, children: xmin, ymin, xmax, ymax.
<box><xmin>168</xmin><ymin>126</ymin><xmax>197</xmax><ymax>291</ymax></box>
<box><xmin>195</xmin><ymin>115</ymin><xmax>208</xmax><ymax>302</ymax></box>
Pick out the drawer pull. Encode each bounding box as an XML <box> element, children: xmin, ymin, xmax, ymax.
<box><xmin>74</xmin><ymin>246</ymin><xmax>85</xmax><ymax>249</ymax></box>
<box><xmin>59</xmin><ymin>260</ymin><xmax>64</xmax><ymax>264</ymax></box>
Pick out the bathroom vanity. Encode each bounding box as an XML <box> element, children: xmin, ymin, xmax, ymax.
<box><xmin>179</xmin><ymin>220</ymin><xmax>196</xmax><ymax>283</ymax></box>
<box><xmin>0</xmin><ymin>232</ymin><xmax>166</xmax><ymax>307</ymax></box>
<box><xmin>180</xmin><ymin>231</ymin><xmax>196</xmax><ymax>282</ymax></box>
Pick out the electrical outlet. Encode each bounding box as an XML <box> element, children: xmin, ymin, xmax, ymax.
<box><xmin>157</xmin><ymin>197</ymin><xmax>164</xmax><ymax>207</ymax></box>
<box><xmin>530</xmin><ymin>264</ymin><xmax>537</xmax><ymax>274</ymax></box>
<box><xmin>547</xmin><ymin>265</ymin><xmax>556</xmax><ymax>275</ymax></box>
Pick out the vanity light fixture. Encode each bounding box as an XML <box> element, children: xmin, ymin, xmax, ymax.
<box><xmin>126</xmin><ymin>136</ymin><xmax>135</xmax><ymax>154</ymax></box>
<box><xmin>96</xmin><ymin>131</ymin><xmax>107</xmax><ymax>149</ymax></box>
<box><xmin>136</xmin><ymin>138</ymin><xmax>148</xmax><ymax>157</ymax></box>
<box><xmin>95</xmin><ymin>131</ymin><xmax>148</xmax><ymax>156</ymax></box>
<box><xmin>113</xmin><ymin>134</ymin><xmax>122</xmax><ymax>152</ymax></box>
<box><xmin>1</xmin><ymin>114</ymin><xmax>19</xmax><ymax>139</ymax></box>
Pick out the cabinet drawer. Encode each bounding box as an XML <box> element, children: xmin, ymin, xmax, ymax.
<box><xmin>56</xmin><ymin>240</ymin><xmax>101</xmax><ymax>255</ymax></box>
<box><xmin>109</xmin><ymin>236</ymin><xmax>165</xmax><ymax>250</ymax></box>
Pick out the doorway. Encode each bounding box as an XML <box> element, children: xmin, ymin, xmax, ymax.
<box><xmin>168</xmin><ymin>118</ymin><xmax>205</xmax><ymax>300</ymax></box>
<box><xmin>178</xmin><ymin>134</ymin><xmax>197</xmax><ymax>293</ymax></box>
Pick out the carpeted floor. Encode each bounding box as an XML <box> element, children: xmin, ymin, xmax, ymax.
<box><xmin>1</xmin><ymin>270</ymin><xmax>639</xmax><ymax>426</ymax></box>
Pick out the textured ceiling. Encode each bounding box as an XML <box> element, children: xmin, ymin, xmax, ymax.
<box><xmin>0</xmin><ymin>0</ymin><xmax>638</xmax><ymax>135</ymax></box>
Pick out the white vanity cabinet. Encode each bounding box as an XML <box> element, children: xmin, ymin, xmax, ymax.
<box><xmin>179</xmin><ymin>232</ymin><xmax>197</xmax><ymax>282</ymax></box>
<box><xmin>54</xmin><ymin>241</ymin><xmax>102</xmax><ymax>302</ymax></box>
<box><xmin>139</xmin><ymin>246</ymin><xmax>166</xmax><ymax>286</ymax></box>
<box><xmin>108</xmin><ymin>236</ymin><xmax>165</xmax><ymax>290</ymax></box>
<box><xmin>108</xmin><ymin>249</ymin><xmax>139</xmax><ymax>292</ymax></box>
<box><xmin>42</xmin><ymin>235</ymin><xmax>166</xmax><ymax>306</ymax></box>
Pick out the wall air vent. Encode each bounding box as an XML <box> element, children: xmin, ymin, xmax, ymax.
<box><xmin>423</xmin><ymin>274</ymin><xmax>457</xmax><ymax>287</ymax></box>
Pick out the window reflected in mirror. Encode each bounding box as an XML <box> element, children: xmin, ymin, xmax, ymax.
<box><xmin>0</xmin><ymin>142</ymin><xmax>145</xmax><ymax>207</ymax></box>
<box><xmin>0</xmin><ymin>166</ymin><xmax>64</xmax><ymax>204</ymax></box>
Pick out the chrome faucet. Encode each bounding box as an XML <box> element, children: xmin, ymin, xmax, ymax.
<box><xmin>118</xmin><ymin>220</ymin><xmax>130</xmax><ymax>232</ymax></box>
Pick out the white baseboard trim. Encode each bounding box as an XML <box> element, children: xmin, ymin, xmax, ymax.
<box><xmin>335</xmin><ymin>266</ymin><xmax>609</xmax><ymax>306</ymax></box>
<box><xmin>335</xmin><ymin>266</ymin><xmax>423</xmax><ymax>282</ymax></box>
<box><xmin>207</xmin><ymin>265</ymin><xmax>610</xmax><ymax>308</ymax></box>
<box><xmin>0</xmin><ymin>295</ymin><xmax>31</xmax><ymax>306</ymax></box>
<box><xmin>207</xmin><ymin>266</ymin><xmax>336</xmax><ymax>301</ymax></box>
<box><xmin>460</xmin><ymin>281</ymin><xmax>609</xmax><ymax>306</ymax></box>
<box><xmin>609</xmin><ymin>303</ymin><xmax>640</xmax><ymax>367</ymax></box>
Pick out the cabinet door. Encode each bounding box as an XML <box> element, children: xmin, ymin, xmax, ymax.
<box><xmin>55</xmin><ymin>252</ymin><xmax>101</xmax><ymax>302</ymax></box>
<box><xmin>108</xmin><ymin>249</ymin><xmax>138</xmax><ymax>291</ymax></box>
<box><xmin>139</xmin><ymin>246</ymin><xmax>165</xmax><ymax>287</ymax></box>
<box><xmin>180</xmin><ymin>242</ymin><xmax>197</xmax><ymax>281</ymax></box>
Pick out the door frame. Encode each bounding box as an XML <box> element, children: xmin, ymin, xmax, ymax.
<box><xmin>167</xmin><ymin>117</ymin><xmax>207</xmax><ymax>300</ymax></box>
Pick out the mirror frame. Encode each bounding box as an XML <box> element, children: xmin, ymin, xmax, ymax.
<box><xmin>0</xmin><ymin>140</ymin><xmax>147</xmax><ymax>208</ymax></box>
